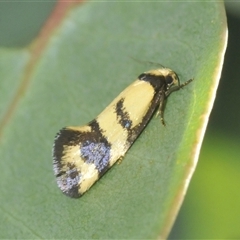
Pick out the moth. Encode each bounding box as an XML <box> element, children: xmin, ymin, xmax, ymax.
<box><xmin>53</xmin><ymin>68</ymin><xmax>192</xmax><ymax>198</ymax></box>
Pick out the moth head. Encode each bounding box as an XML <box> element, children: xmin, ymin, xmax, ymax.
<box><xmin>164</xmin><ymin>69</ymin><xmax>180</xmax><ymax>90</ymax></box>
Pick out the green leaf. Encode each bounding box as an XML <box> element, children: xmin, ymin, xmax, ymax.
<box><xmin>0</xmin><ymin>2</ymin><xmax>227</xmax><ymax>239</ymax></box>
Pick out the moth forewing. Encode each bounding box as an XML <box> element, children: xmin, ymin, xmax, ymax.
<box><xmin>53</xmin><ymin>68</ymin><xmax>192</xmax><ymax>198</ymax></box>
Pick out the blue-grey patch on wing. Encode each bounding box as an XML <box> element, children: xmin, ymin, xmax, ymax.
<box><xmin>56</xmin><ymin>166</ymin><xmax>81</xmax><ymax>197</ymax></box>
<box><xmin>123</xmin><ymin>119</ymin><xmax>132</xmax><ymax>129</ymax></box>
<box><xmin>65</xmin><ymin>168</ymin><xmax>80</xmax><ymax>187</ymax></box>
<box><xmin>81</xmin><ymin>141</ymin><xmax>111</xmax><ymax>172</ymax></box>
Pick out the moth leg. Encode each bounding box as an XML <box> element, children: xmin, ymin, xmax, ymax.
<box><xmin>156</xmin><ymin>90</ymin><xmax>167</xmax><ymax>126</ymax></box>
<box><xmin>117</xmin><ymin>156</ymin><xmax>124</xmax><ymax>165</ymax></box>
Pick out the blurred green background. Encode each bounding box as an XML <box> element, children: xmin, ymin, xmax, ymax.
<box><xmin>0</xmin><ymin>2</ymin><xmax>239</xmax><ymax>238</ymax></box>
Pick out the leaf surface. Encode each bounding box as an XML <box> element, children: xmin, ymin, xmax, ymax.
<box><xmin>0</xmin><ymin>2</ymin><xmax>227</xmax><ymax>238</ymax></box>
